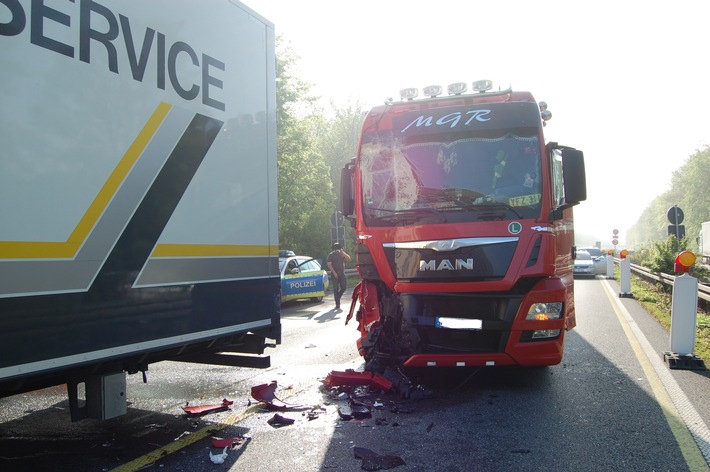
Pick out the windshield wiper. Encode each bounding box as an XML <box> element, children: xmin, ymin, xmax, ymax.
<box><xmin>367</xmin><ymin>207</ymin><xmax>447</xmax><ymax>224</ymax></box>
<box><xmin>418</xmin><ymin>187</ymin><xmax>485</xmax><ymax>211</ymax></box>
<box><xmin>475</xmin><ymin>201</ymin><xmax>524</xmax><ymax>219</ymax></box>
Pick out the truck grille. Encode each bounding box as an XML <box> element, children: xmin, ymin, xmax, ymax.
<box><xmin>401</xmin><ymin>292</ymin><xmax>522</xmax><ymax>354</ymax></box>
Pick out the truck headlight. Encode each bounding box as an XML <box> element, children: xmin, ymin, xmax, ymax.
<box><xmin>525</xmin><ymin>302</ymin><xmax>563</xmax><ymax>321</ymax></box>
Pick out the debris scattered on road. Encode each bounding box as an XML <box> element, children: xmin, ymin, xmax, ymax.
<box><xmin>338</xmin><ymin>404</ymin><xmax>353</xmax><ymax>420</ymax></box>
<box><xmin>175</xmin><ymin>431</ymin><xmax>191</xmax><ymax>441</ymax></box>
<box><xmin>251</xmin><ymin>381</ymin><xmax>290</xmax><ymax>410</ymax></box>
<box><xmin>144</xmin><ymin>423</ymin><xmax>168</xmax><ymax>430</ymax></box>
<box><xmin>182</xmin><ymin>399</ymin><xmax>233</xmax><ymax>416</ymax></box>
<box><xmin>389</xmin><ymin>405</ymin><xmax>414</xmax><ymax>414</ymax></box>
<box><xmin>211</xmin><ymin>436</ymin><xmax>244</xmax><ymax>448</ymax></box>
<box><xmin>267</xmin><ymin>413</ymin><xmax>295</xmax><ymax>427</ymax></box>
<box><xmin>305</xmin><ymin>405</ymin><xmax>326</xmax><ymax>420</ymax></box>
<box><xmin>209</xmin><ymin>446</ymin><xmax>229</xmax><ymax>464</ymax></box>
<box><xmin>380</xmin><ymin>367</ymin><xmax>433</xmax><ymax>400</ymax></box>
<box><xmin>350</xmin><ymin>399</ymin><xmax>372</xmax><ymax>419</ymax></box>
<box><xmin>352</xmin><ymin>446</ymin><xmax>405</xmax><ymax>471</ymax></box>
<box><xmin>322</xmin><ymin>369</ymin><xmax>393</xmax><ymax>392</ymax></box>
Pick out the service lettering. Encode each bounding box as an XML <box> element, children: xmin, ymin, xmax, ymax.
<box><xmin>0</xmin><ymin>0</ymin><xmax>226</xmax><ymax>111</ymax></box>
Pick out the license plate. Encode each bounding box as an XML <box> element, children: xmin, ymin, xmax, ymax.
<box><xmin>508</xmin><ymin>193</ymin><xmax>541</xmax><ymax>207</ymax></box>
<box><xmin>436</xmin><ymin>317</ymin><xmax>483</xmax><ymax>330</ymax></box>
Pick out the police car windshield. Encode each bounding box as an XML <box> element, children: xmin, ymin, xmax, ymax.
<box><xmin>360</xmin><ymin>130</ymin><xmax>542</xmax><ymax>226</ymax></box>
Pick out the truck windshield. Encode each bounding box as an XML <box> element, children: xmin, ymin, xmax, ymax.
<box><xmin>360</xmin><ymin>131</ymin><xmax>542</xmax><ymax>226</ymax></box>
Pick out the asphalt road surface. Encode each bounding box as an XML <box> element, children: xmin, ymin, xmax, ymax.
<box><xmin>1</xmin><ymin>278</ymin><xmax>709</xmax><ymax>471</ymax></box>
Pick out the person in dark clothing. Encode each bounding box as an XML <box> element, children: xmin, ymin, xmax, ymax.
<box><xmin>326</xmin><ymin>242</ymin><xmax>351</xmax><ymax>310</ymax></box>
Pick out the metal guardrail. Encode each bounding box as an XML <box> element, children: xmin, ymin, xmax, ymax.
<box><xmin>626</xmin><ymin>261</ymin><xmax>710</xmax><ymax>312</ymax></box>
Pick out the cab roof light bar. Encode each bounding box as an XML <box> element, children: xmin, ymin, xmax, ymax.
<box><xmin>393</xmin><ymin>80</ymin><xmax>512</xmax><ymax>104</ymax></box>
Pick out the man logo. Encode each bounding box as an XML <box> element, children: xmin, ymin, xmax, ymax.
<box><xmin>419</xmin><ymin>259</ymin><xmax>474</xmax><ymax>271</ymax></box>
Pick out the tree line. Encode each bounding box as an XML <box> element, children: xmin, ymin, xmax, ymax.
<box><xmin>275</xmin><ymin>39</ymin><xmax>364</xmax><ymax>262</ymax></box>
<box><xmin>626</xmin><ymin>147</ymin><xmax>710</xmax><ymax>253</ymax></box>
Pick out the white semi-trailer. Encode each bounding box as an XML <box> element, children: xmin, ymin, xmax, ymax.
<box><xmin>0</xmin><ymin>0</ymin><xmax>280</xmax><ymax>420</ymax></box>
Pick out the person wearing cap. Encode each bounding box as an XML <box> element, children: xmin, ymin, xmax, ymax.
<box><xmin>327</xmin><ymin>242</ymin><xmax>351</xmax><ymax>310</ymax></box>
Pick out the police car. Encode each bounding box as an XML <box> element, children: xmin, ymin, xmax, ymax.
<box><xmin>279</xmin><ymin>250</ymin><xmax>330</xmax><ymax>303</ymax></box>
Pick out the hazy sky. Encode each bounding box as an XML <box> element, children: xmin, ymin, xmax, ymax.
<box><xmin>242</xmin><ymin>0</ymin><xmax>710</xmax><ymax>246</ymax></box>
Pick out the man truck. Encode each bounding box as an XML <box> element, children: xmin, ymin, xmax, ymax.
<box><xmin>0</xmin><ymin>0</ymin><xmax>280</xmax><ymax>420</ymax></box>
<box><xmin>341</xmin><ymin>81</ymin><xmax>586</xmax><ymax>370</ymax></box>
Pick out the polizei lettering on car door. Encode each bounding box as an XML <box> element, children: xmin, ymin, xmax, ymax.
<box><xmin>0</xmin><ymin>0</ymin><xmax>226</xmax><ymax>111</ymax></box>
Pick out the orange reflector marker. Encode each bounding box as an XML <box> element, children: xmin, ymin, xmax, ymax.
<box><xmin>620</xmin><ymin>249</ymin><xmax>629</xmax><ymax>259</ymax></box>
<box><xmin>674</xmin><ymin>250</ymin><xmax>696</xmax><ymax>273</ymax></box>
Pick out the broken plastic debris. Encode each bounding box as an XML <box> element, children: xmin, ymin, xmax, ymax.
<box><xmin>251</xmin><ymin>381</ymin><xmax>290</xmax><ymax>410</ymax></box>
<box><xmin>322</xmin><ymin>370</ymin><xmax>393</xmax><ymax>392</ymax></box>
<box><xmin>352</xmin><ymin>446</ymin><xmax>406</xmax><ymax>471</ymax></box>
<box><xmin>350</xmin><ymin>399</ymin><xmax>372</xmax><ymax>419</ymax></box>
<box><xmin>209</xmin><ymin>446</ymin><xmax>228</xmax><ymax>464</ymax></box>
<box><xmin>267</xmin><ymin>413</ymin><xmax>295</xmax><ymax>427</ymax></box>
<box><xmin>211</xmin><ymin>436</ymin><xmax>243</xmax><ymax>448</ymax></box>
<box><xmin>306</xmin><ymin>405</ymin><xmax>326</xmax><ymax>421</ymax></box>
<box><xmin>144</xmin><ymin>423</ymin><xmax>168</xmax><ymax>430</ymax></box>
<box><xmin>338</xmin><ymin>404</ymin><xmax>353</xmax><ymax>421</ymax></box>
<box><xmin>338</xmin><ymin>399</ymin><xmax>372</xmax><ymax>421</ymax></box>
<box><xmin>182</xmin><ymin>398</ymin><xmax>233</xmax><ymax>416</ymax></box>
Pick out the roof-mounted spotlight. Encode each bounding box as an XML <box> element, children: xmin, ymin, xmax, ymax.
<box><xmin>423</xmin><ymin>85</ymin><xmax>443</xmax><ymax>98</ymax></box>
<box><xmin>472</xmin><ymin>79</ymin><xmax>493</xmax><ymax>92</ymax></box>
<box><xmin>447</xmin><ymin>82</ymin><xmax>467</xmax><ymax>95</ymax></box>
<box><xmin>400</xmin><ymin>88</ymin><xmax>418</xmax><ymax>101</ymax></box>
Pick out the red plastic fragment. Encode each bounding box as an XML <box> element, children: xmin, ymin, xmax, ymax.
<box><xmin>182</xmin><ymin>398</ymin><xmax>233</xmax><ymax>416</ymax></box>
<box><xmin>322</xmin><ymin>369</ymin><xmax>392</xmax><ymax>392</ymax></box>
<box><xmin>211</xmin><ymin>436</ymin><xmax>243</xmax><ymax>448</ymax></box>
<box><xmin>250</xmin><ymin>381</ymin><xmax>289</xmax><ymax>409</ymax></box>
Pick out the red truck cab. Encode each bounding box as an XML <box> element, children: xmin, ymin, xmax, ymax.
<box><xmin>341</xmin><ymin>81</ymin><xmax>586</xmax><ymax>370</ymax></box>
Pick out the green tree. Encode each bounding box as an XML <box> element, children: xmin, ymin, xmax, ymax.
<box><xmin>627</xmin><ymin>147</ymin><xmax>710</xmax><ymax>251</ymax></box>
<box><xmin>671</xmin><ymin>147</ymin><xmax>710</xmax><ymax>250</ymax></box>
<box><xmin>315</xmin><ymin>99</ymin><xmax>367</xmax><ymax>196</ymax></box>
<box><xmin>275</xmin><ymin>39</ymin><xmax>334</xmax><ymax>258</ymax></box>
<box><xmin>313</xmin><ymin>99</ymin><xmax>367</xmax><ymax>254</ymax></box>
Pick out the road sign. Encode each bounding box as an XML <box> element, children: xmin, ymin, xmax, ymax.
<box><xmin>612</xmin><ymin>239</ymin><xmax>619</xmax><ymax>246</ymax></box>
<box><xmin>667</xmin><ymin>225</ymin><xmax>686</xmax><ymax>239</ymax></box>
<box><xmin>667</xmin><ymin>206</ymin><xmax>684</xmax><ymax>225</ymax></box>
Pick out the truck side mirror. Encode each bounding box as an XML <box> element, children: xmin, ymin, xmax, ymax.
<box><xmin>561</xmin><ymin>148</ymin><xmax>587</xmax><ymax>205</ymax></box>
<box><xmin>340</xmin><ymin>158</ymin><xmax>356</xmax><ymax>224</ymax></box>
